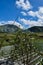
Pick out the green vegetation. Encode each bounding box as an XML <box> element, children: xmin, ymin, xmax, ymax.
<box><xmin>0</xmin><ymin>31</ymin><xmax>43</xmax><ymax>65</ymax></box>
<box><xmin>27</xmin><ymin>26</ymin><xmax>43</xmax><ymax>32</ymax></box>
<box><xmin>0</xmin><ymin>32</ymin><xmax>43</xmax><ymax>51</ymax></box>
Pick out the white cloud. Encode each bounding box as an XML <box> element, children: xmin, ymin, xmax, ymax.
<box><xmin>39</xmin><ymin>7</ymin><xmax>43</xmax><ymax>14</ymax></box>
<box><xmin>19</xmin><ymin>18</ymin><xmax>29</xmax><ymax>25</ymax></box>
<box><xmin>20</xmin><ymin>6</ymin><xmax>43</xmax><ymax>19</ymax></box>
<box><xmin>28</xmin><ymin>11</ymin><xmax>36</xmax><ymax>17</ymax></box>
<box><xmin>14</xmin><ymin>21</ymin><xmax>24</xmax><ymax>29</ymax></box>
<box><xmin>28</xmin><ymin>7</ymin><xmax>43</xmax><ymax>20</ymax></box>
<box><xmin>36</xmin><ymin>7</ymin><xmax>43</xmax><ymax>20</ymax></box>
<box><xmin>18</xmin><ymin>7</ymin><xmax>43</xmax><ymax>28</ymax></box>
<box><xmin>0</xmin><ymin>21</ymin><xmax>24</xmax><ymax>29</ymax></box>
<box><xmin>19</xmin><ymin>18</ymin><xmax>43</xmax><ymax>27</ymax></box>
<box><xmin>21</xmin><ymin>11</ymin><xmax>27</xmax><ymax>16</ymax></box>
<box><xmin>16</xmin><ymin>0</ymin><xmax>32</xmax><ymax>10</ymax></box>
<box><xmin>16</xmin><ymin>0</ymin><xmax>43</xmax><ymax>28</ymax></box>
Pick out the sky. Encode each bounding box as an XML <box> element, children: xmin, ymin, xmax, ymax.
<box><xmin>0</xmin><ymin>0</ymin><xmax>43</xmax><ymax>29</ymax></box>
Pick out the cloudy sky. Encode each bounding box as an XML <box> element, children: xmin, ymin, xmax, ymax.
<box><xmin>0</xmin><ymin>0</ymin><xmax>43</xmax><ymax>29</ymax></box>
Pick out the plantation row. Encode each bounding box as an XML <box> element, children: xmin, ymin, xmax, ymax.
<box><xmin>0</xmin><ymin>31</ymin><xmax>43</xmax><ymax>65</ymax></box>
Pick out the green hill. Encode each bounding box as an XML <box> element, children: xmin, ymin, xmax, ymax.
<box><xmin>0</xmin><ymin>25</ymin><xmax>43</xmax><ymax>33</ymax></box>
<box><xmin>27</xmin><ymin>26</ymin><xmax>43</xmax><ymax>32</ymax></box>
<box><xmin>0</xmin><ymin>24</ymin><xmax>20</xmax><ymax>33</ymax></box>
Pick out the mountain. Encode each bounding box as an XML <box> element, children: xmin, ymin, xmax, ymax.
<box><xmin>27</xmin><ymin>26</ymin><xmax>43</xmax><ymax>32</ymax></box>
<box><xmin>0</xmin><ymin>25</ymin><xmax>43</xmax><ymax>33</ymax></box>
<box><xmin>0</xmin><ymin>24</ymin><xmax>21</xmax><ymax>33</ymax></box>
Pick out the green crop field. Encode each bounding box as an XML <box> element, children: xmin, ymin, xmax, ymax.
<box><xmin>0</xmin><ymin>32</ymin><xmax>43</xmax><ymax>50</ymax></box>
<box><xmin>0</xmin><ymin>32</ymin><xmax>43</xmax><ymax>65</ymax></box>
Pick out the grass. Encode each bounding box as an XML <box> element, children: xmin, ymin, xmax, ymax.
<box><xmin>32</xmin><ymin>38</ymin><xmax>43</xmax><ymax>52</ymax></box>
<box><xmin>0</xmin><ymin>32</ymin><xmax>43</xmax><ymax>52</ymax></box>
<box><xmin>0</xmin><ymin>32</ymin><xmax>43</xmax><ymax>65</ymax></box>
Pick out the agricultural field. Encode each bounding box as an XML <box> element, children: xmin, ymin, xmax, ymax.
<box><xmin>0</xmin><ymin>32</ymin><xmax>43</xmax><ymax>51</ymax></box>
<box><xmin>0</xmin><ymin>32</ymin><xmax>43</xmax><ymax>65</ymax></box>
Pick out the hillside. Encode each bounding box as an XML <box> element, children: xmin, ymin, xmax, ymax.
<box><xmin>0</xmin><ymin>24</ymin><xmax>20</xmax><ymax>33</ymax></box>
<box><xmin>0</xmin><ymin>25</ymin><xmax>43</xmax><ymax>33</ymax></box>
<box><xmin>27</xmin><ymin>26</ymin><xmax>43</xmax><ymax>32</ymax></box>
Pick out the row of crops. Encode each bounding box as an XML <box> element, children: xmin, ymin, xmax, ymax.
<box><xmin>0</xmin><ymin>31</ymin><xmax>43</xmax><ymax>65</ymax></box>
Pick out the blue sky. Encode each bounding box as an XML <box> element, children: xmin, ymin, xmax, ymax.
<box><xmin>0</xmin><ymin>0</ymin><xmax>43</xmax><ymax>29</ymax></box>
